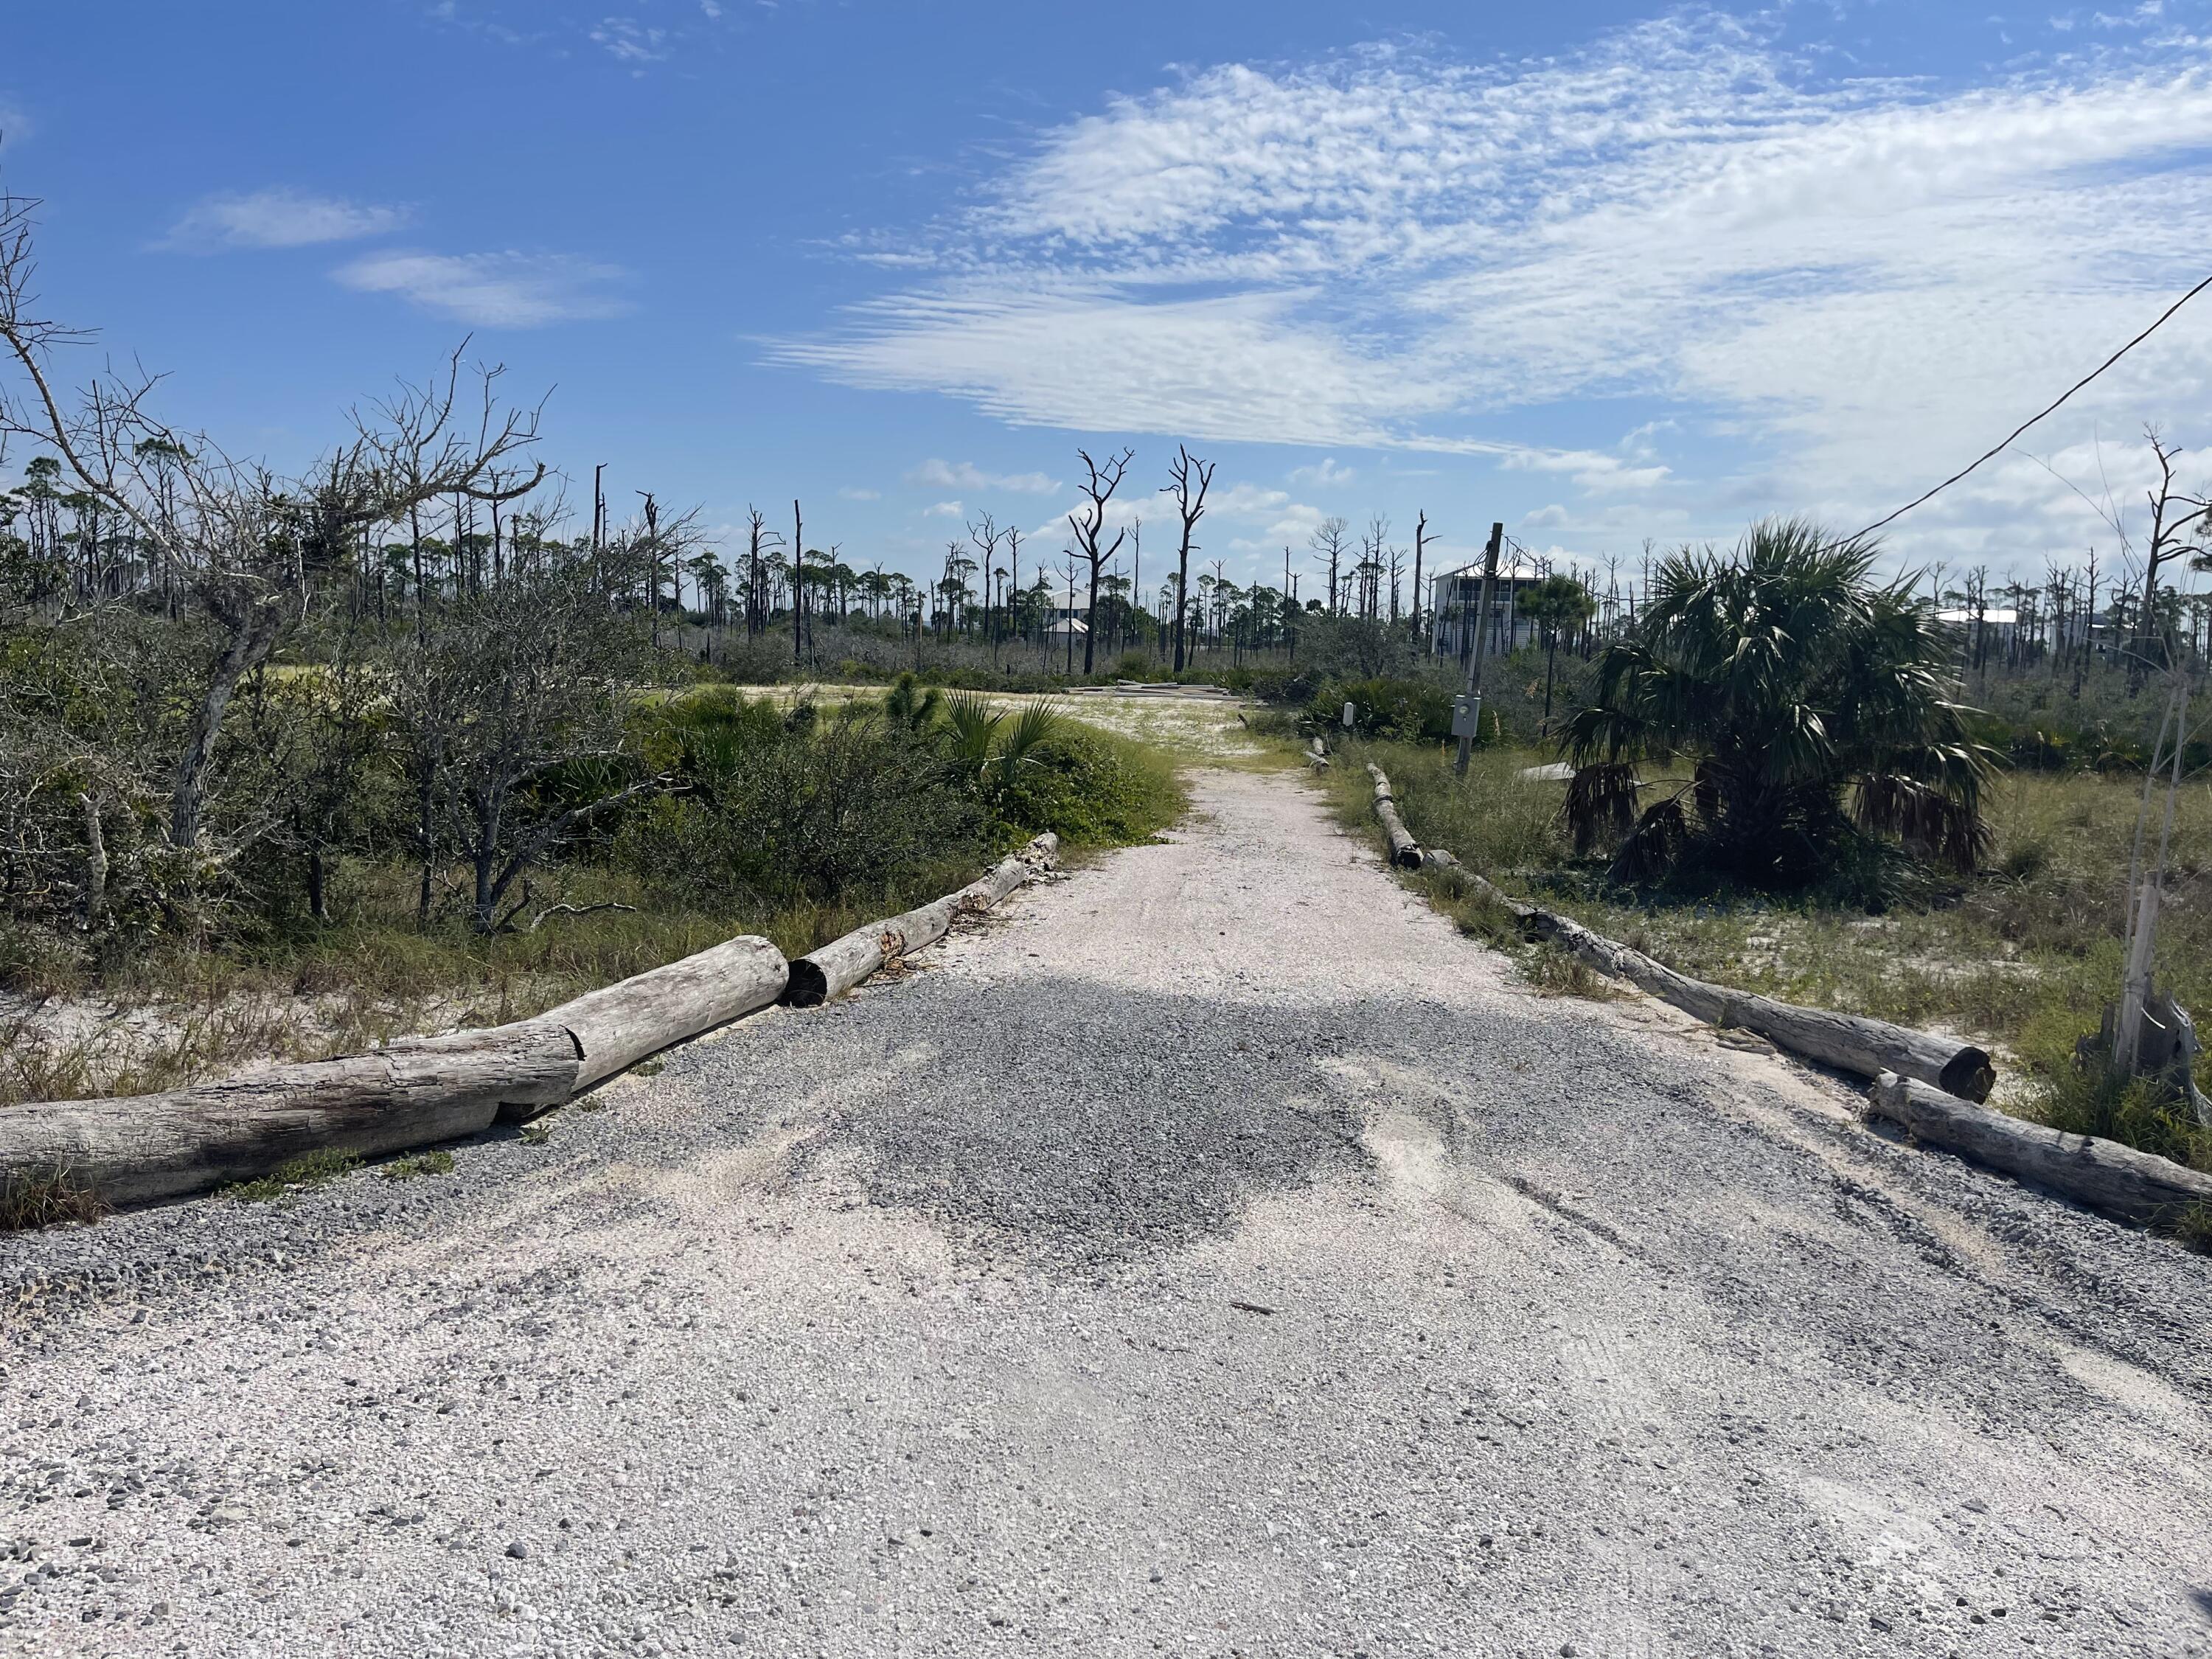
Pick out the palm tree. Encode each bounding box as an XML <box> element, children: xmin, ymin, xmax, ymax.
<box><xmin>1518</xmin><ymin>573</ymin><xmax>1596</xmax><ymax>734</ymax></box>
<box><xmin>1562</xmin><ymin>520</ymin><xmax>1996</xmax><ymax>888</ymax></box>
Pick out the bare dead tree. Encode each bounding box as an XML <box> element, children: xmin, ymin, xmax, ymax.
<box><xmin>1161</xmin><ymin>445</ymin><xmax>1214</xmax><ymax>674</ymax></box>
<box><xmin>1067</xmin><ymin>446</ymin><xmax>1134</xmax><ymax>675</ymax></box>
<box><xmin>967</xmin><ymin>510</ymin><xmax>1002</xmax><ymax>654</ymax></box>
<box><xmin>1411</xmin><ymin>509</ymin><xmax>1430</xmax><ymax>638</ymax></box>
<box><xmin>0</xmin><ymin>184</ymin><xmax>545</xmax><ymax>853</ymax></box>
<box><xmin>2126</xmin><ymin>428</ymin><xmax>2211</xmax><ymax>686</ymax></box>
<box><xmin>1310</xmin><ymin>516</ymin><xmax>1350</xmax><ymax>616</ymax></box>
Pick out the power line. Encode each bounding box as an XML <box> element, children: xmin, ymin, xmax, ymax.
<box><xmin>1850</xmin><ymin>271</ymin><xmax>2212</xmax><ymax>542</ymax></box>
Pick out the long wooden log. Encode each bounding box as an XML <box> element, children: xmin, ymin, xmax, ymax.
<box><xmin>0</xmin><ymin>1020</ymin><xmax>579</xmax><ymax>1209</ymax></box>
<box><xmin>540</xmin><ymin>933</ymin><xmax>788</xmax><ymax>1094</ymax></box>
<box><xmin>1366</xmin><ymin>764</ymin><xmax>1424</xmax><ymax>869</ymax></box>
<box><xmin>1533</xmin><ymin>904</ymin><xmax>1993</xmax><ymax>1099</ymax></box>
<box><xmin>1869</xmin><ymin>1071</ymin><xmax>2212</xmax><ymax>1226</ymax></box>
<box><xmin>786</xmin><ymin>835</ymin><xmax>1060</xmax><ymax>1007</ymax></box>
<box><xmin>1449</xmin><ymin>868</ymin><xmax>1994</xmax><ymax>1100</ymax></box>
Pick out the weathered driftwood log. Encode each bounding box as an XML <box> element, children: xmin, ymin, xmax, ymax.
<box><xmin>1525</xmin><ymin>902</ymin><xmax>1994</xmax><ymax>1100</ymax></box>
<box><xmin>1869</xmin><ymin>1071</ymin><xmax>2212</xmax><ymax>1226</ymax></box>
<box><xmin>785</xmin><ymin>835</ymin><xmax>1060</xmax><ymax>1007</ymax></box>
<box><xmin>1419</xmin><ymin>848</ymin><xmax>1461</xmax><ymax>872</ymax></box>
<box><xmin>1365</xmin><ymin>763</ymin><xmax>1424</xmax><ymax>870</ymax></box>
<box><xmin>540</xmin><ymin>934</ymin><xmax>788</xmax><ymax>1095</ymax></box>
<box><xmin>1305</xmin><ymin>737</ymin><xmax>1330</xmax><ymax>772</ymax></box>
<box><xmin>0</xmin><ymin>1020</ymin><xmax>580</xmax><ymax>1208</ymax></box>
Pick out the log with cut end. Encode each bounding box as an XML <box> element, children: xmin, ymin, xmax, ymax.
<box><xmin>1525</xmin><ymin>905</ymin><xmax>1994</xmax><ymax>1100</ymax></box>
<box><xmin>785</xmin><ymin>835</ymin><xmax>1060</xmax><ymax>1007</ymax></box>
<box><xmin>1365</xmin><ymin>763</ymin><xmax>1425</xmax><ymax>870</ymax></box>
<box><xmin>1868</xmin><ymin>1071</ymin><xmax>2212</xmax><ymax>1226</ymax></box>
<box><xmin>1449</xmin><ymin>869</ymin><xmax>1994</xmax><ymax>1100</ymax></box>
<box><xmin>540</xmin><ymin>933</ymin><xmax>788</xmax><ymax>1095</ymax></box>
<box><xmin>0</xmin><ymin>1020</ymin><xmax>580</xmax><ymax>1209</ymax></box>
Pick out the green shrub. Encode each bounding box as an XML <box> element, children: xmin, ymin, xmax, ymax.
<box><xmin>1315</xmin><ymin>677</ymin><xmax>1457</xmax><ymax>745</ymax></box>
<box><xmin>1001</xmin><ymin>726</ymin><xmax>1185</xmax><ymax>846</ymax></box>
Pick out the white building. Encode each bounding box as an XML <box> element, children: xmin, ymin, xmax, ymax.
<box><xmin>1427</xmin><ymin>564</ymin><xmax>1548</xmax><ymax>658</ymax></box>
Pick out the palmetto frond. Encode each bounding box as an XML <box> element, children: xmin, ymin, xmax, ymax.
<box><xmin>942</xmin><ymin>691</ymin><xmax>1001</xmax><ymax>768</ymax></box>
<box><xmin>1564</xmin><ymin>761</ymin><xmax>1641</xmax><ymax>856</ymax></box>
<box><xmin>989</xmin><ymin>700</ymin><xmax>1063</xmax><ymax>792</ymax></box>
<box><xmin>1555</xmin><ymin>517</ymin><xmax>1997</xmax><ymax>886</ymax></box>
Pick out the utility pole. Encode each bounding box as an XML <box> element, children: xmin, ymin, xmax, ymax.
<box><xmin>1453</xmin><ymin>522</ymin><xmax>1503</xmax><ymax>777</ymax></box>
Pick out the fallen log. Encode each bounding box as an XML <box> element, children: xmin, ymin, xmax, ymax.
<box><xmin>785</xmin><ymin>835</ymin><xmax>1060</xmax><ymax>1007</ymax></box>
<box><xmin>1366</xmin><ymin>764</ymin><xmax>1424</xmax><ymax>870</ymax></box>
<box><xmin>0</xmin><ymin>1020</ymin><xmax>579</xmax><ymax>1209</ymax></box>
<box><xmin>1447</xmin><ymin>869</ymin><xmax>1994</xmax><ymax>1099</ymax></box>
<box><xmin>1531</xmin><ymin>904</ymin><xmax>1993</xmax><ymax>1099</ymax></box>
<box><xmin>1868</xmin><ymin>1071</ymin><xmax>2212</xmax><ymax>1227</ymax></box>
<box><xmin>540</xmin><ymin>933</ymin><xmax>788</xmax><ymax>1095</ymax></box>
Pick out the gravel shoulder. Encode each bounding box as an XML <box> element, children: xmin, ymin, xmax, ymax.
<box><xmin>4</xmin><ymin>767</ymin><xmax>2211</xmax><ymax>1658</ymax></box>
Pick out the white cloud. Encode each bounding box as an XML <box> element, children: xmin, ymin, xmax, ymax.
<box><xmin>164</xmin><ymin>188</ymin><xmax>406</xmax><ymax>251</ymax></box>
<box><xmin>591</xmin><ymin>17</ymin><xmax>669</xmax><ymax>64</ymax></box>
<box><xmin>905</xmin><ymin>458</ymin><xmax>1062</xmax><ymax>494</ymax></box>
<box><xmin>1289</xmin><ymin>457</ymin><xmax>1357</xmax><ymax>487</ymax></box>
<box><xmin>922</xmin><ymin>500</ymin><xmax>965</xmax><ymax>518</ymax></box>
<box><xmin>772</xmin><ymin>13</ymin><xmax>2212</xmax><ymax>567</ymax></box>
<box><xmin>838</xmin><ymin>486</ymin><xmax>881</xmax><ymax>501</ymax></box>
<box><xmin>333</xmin><ymin>249</ymin><xmax>633</xmax><ymax>326</ymax></box>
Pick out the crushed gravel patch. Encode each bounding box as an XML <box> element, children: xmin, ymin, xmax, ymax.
<box><xmin>3</xmin><ymin>768</ymin><xmax>2211</xmax><ymax>1658</ymax></box>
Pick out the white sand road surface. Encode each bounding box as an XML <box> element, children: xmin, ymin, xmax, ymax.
<box><xmin>4</xmin><ymin>767</ymin><xmax>2211</xmax><ymax>1658</ymax></box>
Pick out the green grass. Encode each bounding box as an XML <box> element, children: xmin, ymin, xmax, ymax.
<box><xmin>221</xmin><ymin>1147</ymin><xmax>361</xmax><ymax>1204</ymax></box>
<box><xmin>1318</xmin><ymin>734</ymin><xmax>2212</xmax><ymax>1171</ymax></box>
<box><xmin>380</xmin><ymin>1149</ymin><xmax>455</xmax><ymax>1180</ymax></box>
<box><xmin>0</xmin><ymin>1165</ymin><xmax>107</xmax><ymax>1231</ymax></box>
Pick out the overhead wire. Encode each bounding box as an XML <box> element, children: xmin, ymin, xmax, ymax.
<box><xmin>1849</xmin><ymin>273</ymin><xmax>2212</xmax><ymax>541</ymax></box>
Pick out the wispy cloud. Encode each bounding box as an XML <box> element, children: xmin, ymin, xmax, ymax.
<box><xmin>1289</xmin><ymin>457</ymin><xmax>1356</xmax><ymax>487</ymax></box>
<box><xmin>333</xmin><ymin>249</ymin><xmax>633</xmax><ymax>326</ymax></box>
<box><xmin>591</xmin><ymin>17</ymin><xmax>669</xmax><ymax>66</ymax></box>
<box><xmin>905</xmin><ymin>458</ymin><xmax>1060</xmax><ymax>494</ymax></box>
<box><xmin>838</xmin><ymin>485</ymin><xmax>881</xmax><ymax>501</ymax></box>
<box><xmin>772</xmin><ymin>11</ymin><xmax>2212</xmax><ymax>563</ymax></box>
<box><xmin>164</xmin><ymin>187</ymin><xmax>407</xmax><ymax>251</ymax></box>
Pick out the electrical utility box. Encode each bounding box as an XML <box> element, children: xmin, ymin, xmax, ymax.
<box><xmin>1450</xmin><ymin>694</ymin><xmax>1482</xmax><ymax>740</ymax></box>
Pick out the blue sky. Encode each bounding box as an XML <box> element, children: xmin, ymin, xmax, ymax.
<box><xmin>8</xmin><ymin>0</ymin><xmax>2212</xmax><ymax>591</ymax></box>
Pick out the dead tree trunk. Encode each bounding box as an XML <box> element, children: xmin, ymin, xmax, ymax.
<box><xmin>1869</xmin><ymin>1071</ymin><xmax>2212</xmax><ymax>1226</ymax></box>
<box><xmin>539</xmin><ymin>934</ymin><xmax>788</xmax><ymax>1095</ymax></box>
<box><xmin>1455</xmin><ymin>869</ymin><xmax>1995</xmax><ymax>1099</ymax></box>
<box><xmin>0</xmin><ymin>1021</ymin><xmax>580</xmax><ymax>1209</ymax></box>
<box><xmin>1366</xmin><ymin>763</ymin><xmax>1423</xmax><ymax>869</ymax></box>
<box><xmin>786</xmin><ymin>836</ymin><xmax>1060</xmax><ymax>1006</ymax></box>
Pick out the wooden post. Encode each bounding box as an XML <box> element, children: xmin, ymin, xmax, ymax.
<box><xmin>1455</xmin><ymin>522</ymin><xmax>1502</xmax><ymax>776</ymax></box>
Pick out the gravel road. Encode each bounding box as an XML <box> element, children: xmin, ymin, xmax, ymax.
<box><xmin>5</xmin><ymin>765</ymin><xmax>2212</xmax><ymax>1659</ymax></box>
